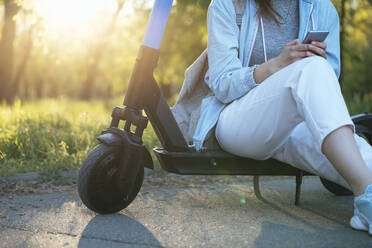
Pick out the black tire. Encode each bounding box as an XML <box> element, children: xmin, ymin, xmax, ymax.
<box><xmin>355</xmin><ymin>125</ymin><xmax>372</xmax><ymax>145</ymax></box>
<box><xmin>319</xmin><ymin>177</ymin><xmax>352</xmax><ymax>196</ymax></box>
<box><xmin>78</xmin><ymin>143</ymin><xmax>144</xmax><ymax>214</ymax></box>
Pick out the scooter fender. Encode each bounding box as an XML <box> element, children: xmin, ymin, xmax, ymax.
<box><xmin>352</xmin><ymin>113</ymin><xmax>372</xmax><ymax>134</ymax></box>
<box><xmin>97</xmin><ymin>133</ymin><xmax>154</xmax><ymax>170</ymax></box>
<box><xmin>97</xmin><ymin>133</ymin><xmax>122</xmax><ymax>146</ymax></box>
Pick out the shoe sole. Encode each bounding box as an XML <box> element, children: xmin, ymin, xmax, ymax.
<box><xmin>350</xmin><ymin>214</ymin><xmax>371</xmax><ymax>234</ymax></box>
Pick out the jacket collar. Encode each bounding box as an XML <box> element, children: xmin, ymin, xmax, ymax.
<box><xmin>299</xmin><ymin>0</ymin><xmax>315</xmax><ymax>40</ymax></box>
<box><xmin>242</xmin><ymin>0</ymin><xmax>315</xmax><ymax>65</ymax></box>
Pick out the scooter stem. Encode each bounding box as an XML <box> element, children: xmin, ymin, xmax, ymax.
<box><xmin>142</xmin><ymin>0</ymin><xmax>174</xmax><ymax>50</ymax></box>
<box><xmin>122</xmin><ymin>0</ymin><xmax>189</xmax><ymax>151</ymax></box>
<box><xmin>124</xmin><ymin>0</ymin><xmax>174</xmax><ymax>109</ymax></box>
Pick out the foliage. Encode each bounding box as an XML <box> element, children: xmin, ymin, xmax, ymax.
<box><xmin>0</xmin><ymin>99</ymin><xmax>160</xmax><ymax>176</ymax></box>
<box><xmin>345</xmin><ymin>93</ymin><xmax>372</xmax><ymax>115</ymax></box>
<box><xmin>0</xmin><ymin>95</ymin><xmax>371</xmax><ymax>176</ymax></box>
<box><xmin>156</xmin><ymin>2</ymin><xmax>208</xmax><ymax>97</ymax></box>
<box><xmin>0</xmin><ymin>0</ymin><xmax>372</xmax><ymax>176</ymax></box>
<box><xmin>339</xmin><ymin>0</ymin><xmax>372</xmax><ymax>98</ymax></box>
<box><xmin>0</xmin><ymin>0</ymin><xmax>370</xmax><ymax>101</ymax></box>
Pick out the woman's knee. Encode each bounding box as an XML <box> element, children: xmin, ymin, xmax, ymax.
<box><xmin>291</xmin><ymin>56</ymin><xmax>340</xmax><ymax>95</ymax></box>
<box><xmin>301</xmin><ymin>56</ymin><xmax>336</xmax><ymax>79</ymax></box>
<box><xmin>302</xmin><ymin>55</ymin><xmax>329</xmax><ymax>68</ymax></box>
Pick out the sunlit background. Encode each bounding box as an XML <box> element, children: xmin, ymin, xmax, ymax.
<box><xmin>0</xmin><ymin>0</ymin><xmax>371</xmax><ymax>175</ymax></box>
<box><xmin>0</xmin><ymin>0</ymin><xmax>370</xmax><ymax>101</ymax></box>
<box><xmin>36</xmin><ymin>0</ymin><xmax>118</xmax><ymax>36</ymax></box>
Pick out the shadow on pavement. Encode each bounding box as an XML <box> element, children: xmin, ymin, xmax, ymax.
<box><xmin>253</xmin><ymin>194</ymin><xmax>372</xmax><ymax>248</ymax></box>
<box><xmin>78</xmin><ymin>214</ymin><xmax>162</xmax><ymax>248</ymax></box>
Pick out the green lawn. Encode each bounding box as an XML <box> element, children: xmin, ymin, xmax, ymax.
<box><xmin>0</xmin><ymin>99</ymin><xmax>160</xmax><ymax>176</ymax></box>
<box><xmin>0</xmin><ymin>94</ymin><xmax>371</xmax><ymax>177</ymax></box>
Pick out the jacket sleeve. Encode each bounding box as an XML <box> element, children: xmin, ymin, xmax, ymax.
<box><xmin>205</xmin><ymin>1</ymin><xmax>259</xmax><ymax>104</ymax></box>
<box><xmin>324</xmin><ymin>2</ymin><xmax>341</xmax><ymax>79</ymax></box>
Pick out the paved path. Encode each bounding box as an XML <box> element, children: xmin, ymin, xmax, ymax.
<box><xmin>1</xmin><ymin>177</ymin><xmax>372</xmax><ymax>248</ymax></box>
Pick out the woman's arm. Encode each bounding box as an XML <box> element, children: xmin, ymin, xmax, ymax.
<box><xmin>254</xmin><ymin>39</ymin><xmax>316</xmax><ymax>83</ymax></box>
<box><xmin>206</xmin><ymin>1</ymin><xmax>259</xmax><ymax>104</ymax></box>
<box><xmin>206</xmin><ymin>0</ymin><xmax>316</xmax><ymax>95</ymax></box>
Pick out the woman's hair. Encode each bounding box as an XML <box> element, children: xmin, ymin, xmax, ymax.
<box><xmin>254</xmin><ymin>0</ymin><xmax>282</xmax><ymax>26</ymax></box>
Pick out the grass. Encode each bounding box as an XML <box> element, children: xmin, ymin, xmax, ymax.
<box><xmin>0</xmin><ymin>93</ymin><xmax>371</xmax><ymax>177</ymax></box>
<box><xmin>345</xmin><ymin>93</ymin><xmax>372</xmax><ymax>116</ymax></box>
<box><xmin>0</xmin><ymin>98</ymin><xmax>160</xmax><ymax>177</ymax></box>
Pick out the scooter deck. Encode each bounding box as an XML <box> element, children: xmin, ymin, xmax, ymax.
<box><xmin>153</xmin><ymin>147</ymin><xmax>313</xmax><ymax>176</ymax></box>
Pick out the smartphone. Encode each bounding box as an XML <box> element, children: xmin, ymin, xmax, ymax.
<box><xmin>302</xmin><ymin>31</ymin><xmax>329</xmax><ymax>44</ymax></box>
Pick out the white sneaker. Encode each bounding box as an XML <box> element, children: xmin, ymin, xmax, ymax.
<box><xmin>350</xmin><ymin>184</ymin><xmax>372</xmax><ymax>234</ymax></box>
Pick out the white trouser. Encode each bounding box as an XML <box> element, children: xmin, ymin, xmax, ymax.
<box><xmin>215</xmin><ymin>56</ymin><xmax>372</xmax><ymax>190</ymax></box>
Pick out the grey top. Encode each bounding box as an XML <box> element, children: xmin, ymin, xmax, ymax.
<box><xmin>249</xmin><ymin>0</ymin><xmax>299</xmax><ymax>68</ymax></box>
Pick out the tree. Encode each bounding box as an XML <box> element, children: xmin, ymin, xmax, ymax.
<box><xmin>339</xmin><ymin>0</ymin><xmax>346</xmax><ymax>87</ymax></box>
<box><xmin>334</xmin><ymin>0</ymin><xmax>372</xmax><ymax>99</ymax></box>
<box><xmin>10</xmin><ymin>12</ymin><xmax>40</xmax><ymax>100</ymax></box>
<box><xmin>155</xmin><ymin>0</ymin><xmax>209</xmax><ymax>98</ymax></box>
<box><xmin>0</xmin><ymin>0</ymin><xmax>20</xmax><ymax>103</ymax></box>
<box><xmin>79</xmin><ymin>0</ymin><xmax>126</xmax><ymax>100</ymax></box>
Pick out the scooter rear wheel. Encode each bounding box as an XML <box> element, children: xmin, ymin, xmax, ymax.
<box><xmin>319</xmin><ymin>177</ymin><xmax>352</xmax><ymax>196</ymax></box>
<box><xmin>78</xmin><ymin>143</ymin><xmax>144</xmax><ymax>214</ymax></box>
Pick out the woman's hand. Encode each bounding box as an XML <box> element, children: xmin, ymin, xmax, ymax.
<box><xmin>253</xmin><ymin>39</ymin><xmax>327</xmax><ymax>84</ymax></box>
<box><xmin>308</xmin><ymin>41</ymin><xmax>327</xmax><ymax>59</ymax></box>
<box><xmin>270</xmin><ymin>39</ymin><xmax>316</xmax><ymax>71</ymax></box>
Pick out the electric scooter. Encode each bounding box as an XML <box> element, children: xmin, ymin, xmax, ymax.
<box><xmin>77</xmin><ymin>0</ymin><xmax>372</xmax><ymax>214</ymax></box>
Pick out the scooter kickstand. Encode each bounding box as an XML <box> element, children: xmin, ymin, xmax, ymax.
<box><xmin>253</xmin><ymin>176</ymin><xmax>262</xmax><ymax>200</ymax></box>
<box><xmin>295</xmin><ymin>172</ymin><xmax>303</xmax><ymax>206</ymax></box>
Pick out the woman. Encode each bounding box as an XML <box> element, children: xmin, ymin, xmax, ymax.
<box><xmin>193</xmin><ymin>0</ymin><xmax>372</xmax><ymax>234</ymax></box>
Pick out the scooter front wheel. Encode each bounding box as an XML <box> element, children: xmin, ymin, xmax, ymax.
<box><xmin>78</xmin><ymin>143</ymin><xmax>144</xmax><ymax>214</ymax></box>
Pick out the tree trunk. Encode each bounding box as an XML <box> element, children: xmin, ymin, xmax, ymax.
<box><xmin>35</xmin><ymin>78</ymin><xmax>44</xmax><ymax>99</ymax></box>
<box><xmin>10</xmin><ymin>23</ymin><xmax>35</xmax><ymax>100</ymax></box>
<box><xmin>80</xmin><ymin>0</ymin><xmax>125</xmax><ymax>100</ymax></box>
<box><xmin>0</xmin><ymin>0</ymin><xmax>20</xmax><ymax>103</ymax></box>
<box><xmin>339</xmin><ymin>0</ymin><xmax>346</xmax><ymax>89</ymax></box>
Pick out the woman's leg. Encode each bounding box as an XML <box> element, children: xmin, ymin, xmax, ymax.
<box><xmin>216</xmin><ymin>55</ymin><xmax>372</xmax><ymax>196</ymax></box>
<box><xmin>322</xmin><ymin>126</ymin><xmax>372</xmax><ymax>196</ymax></box>
<box><xmin>271</xmin><ymin>121</ymin><xmax>372</xmax><ymax>191</ymax></box>
<box><xmin>271</xmin><ymin>122</ymin><xmax>372</xmax><ymax>232</ymax></box>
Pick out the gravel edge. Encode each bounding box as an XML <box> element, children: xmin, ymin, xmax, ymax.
<box><xmin>0</xmin><ymin>169</ymin><xmax>155</xmax><ymax>182</ymax></box>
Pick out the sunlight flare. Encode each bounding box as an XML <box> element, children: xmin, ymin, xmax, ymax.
<box><xmin>34</xmin><ymin>0</ymin><xmax>132</xmax><ymax>37</ymax></box>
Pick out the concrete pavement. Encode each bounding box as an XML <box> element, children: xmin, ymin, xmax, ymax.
<box><xmin>1</xmin><ymin>177</ymin><xmax>371</xmax><ymax>248</ymax></box>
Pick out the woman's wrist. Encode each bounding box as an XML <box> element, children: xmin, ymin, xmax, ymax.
<box><xmin>253</xmin><ymin>57</ymin><xmax>281</xmax><ymax>84</ymax></box>
<box><xmin>268</xmin><ymin>57</ymin><xmax>282</xmax><ymax>75</ymax></box>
